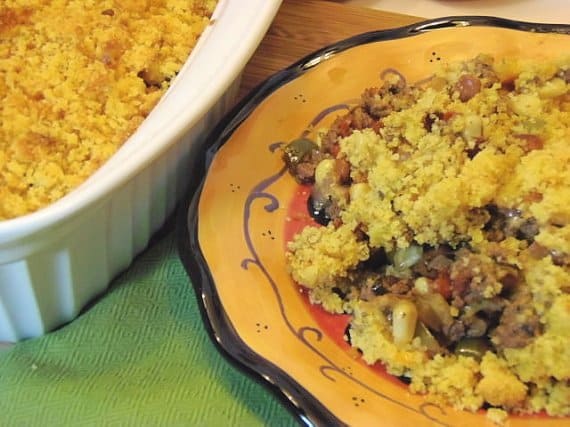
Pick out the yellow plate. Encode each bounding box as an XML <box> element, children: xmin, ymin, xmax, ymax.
<box><xmin>179</xmin><ymin>17</ymin><xmax>570</xmax><ymax>427</ymax></box>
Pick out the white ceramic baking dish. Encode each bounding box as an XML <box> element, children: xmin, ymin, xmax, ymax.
<box><xmin>0</xmin><ymin>0</ymin><xmax>283</xmax><ymax>342</ymax></box>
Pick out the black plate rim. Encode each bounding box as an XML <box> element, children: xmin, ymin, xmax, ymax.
<box><xmin>177</xmin><ymin>16</ymin><xmax>570</xmax><ymax>427</ymax></box>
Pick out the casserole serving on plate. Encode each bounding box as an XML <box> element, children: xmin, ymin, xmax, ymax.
<box><xmin>179</xmin><ymin>16</ymin><xmax>569</xmax><ymax>427</ymax></box>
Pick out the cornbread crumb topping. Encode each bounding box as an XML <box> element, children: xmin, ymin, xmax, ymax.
<box><xmin>0</xmin><ymin>0</ymin><xmax>217</xmax><ymax>220</ymax></box>
<box><xmin>283</xmin><ymin>54</ymin><xmax>570</xmax><ymax>420</ymax></box>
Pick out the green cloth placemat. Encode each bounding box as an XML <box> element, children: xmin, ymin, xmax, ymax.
<box><xmin>0</xmin><ymin>221</ymin><xmax>297</xmax><ymax>426</ymax></box>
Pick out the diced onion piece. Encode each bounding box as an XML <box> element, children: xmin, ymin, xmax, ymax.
<box><xmin>314</xmin><ymin>158</ymin><xmax>337</xmax><ymax>189</ymax></box>
<box><xmin>511</xmin><ymin>93</ymin><xmax>542</xmax><ymax>117</ymax></box>
<box><xmin>463</xmin><ymin>114</ymin><xmax>482</xmax><ymax>140</ymax></box>
<box><xmin>393</xmin><ymin>245</ymin><xmax>423</xmax><ymax>270</ymax></box>
<box><xmin>349</xmin><ymin>182</ymin><xmax>371</xmax><ymax>202</ymax></box>
<box><xmin>414</xmin><ymin>277</ymin><xmax>430</xmax><ymax>295</ymax></box>
<box><xmin>415</xmin><ymin>292</ymin><xmax>454</xmax><ymax>332</ymax></box>
<box><xmin>415</xmin><ymin>321</ymin><xmax>443</xmax><ymax>354</ymax></box>
<box><xmin>313</xmin><ymin>158</ymin><xmax>348</xmax><ymax>209</ymax></box>
<box><xmin>538</xmin><ymin>78</ymin><xmax>566</xmax><ymax>99</ymax></box>
<box><xmin>392</xmin><ymin>299</ymin><xmax>418</xmax><ymax>346</ymax></box>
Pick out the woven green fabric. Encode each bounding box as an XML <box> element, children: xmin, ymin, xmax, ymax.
<box><xmin>0</xmin><ymin>221</ymin><xmax>297</xmax><ymax>426</ymax></box>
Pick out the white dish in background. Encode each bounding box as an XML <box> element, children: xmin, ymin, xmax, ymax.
<box><xmin>347</xmin><ymin>0</ymin><xmax>569</xmax><ymax>24</ymax></box>
<box><xmin>0</xmin><ymin>0</ymin><xmax>283</xmax><ymax>342</ymax></box>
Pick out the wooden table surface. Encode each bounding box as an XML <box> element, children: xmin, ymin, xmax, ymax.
<box><xmin>238</xmin><ymin>0</ymin><xmax>422</xmax><ymax>99</ymax></box>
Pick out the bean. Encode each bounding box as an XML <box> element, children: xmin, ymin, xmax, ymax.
<box><xmin>456</xmin><ymin>74</ymin><xmax>481</xmax><ymax>102</ymax></box>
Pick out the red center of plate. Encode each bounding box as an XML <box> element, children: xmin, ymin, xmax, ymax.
<box><xmin>284</xmin><ymin>184</ymin><xmax>407</xmax><ymax>388</ymax></box>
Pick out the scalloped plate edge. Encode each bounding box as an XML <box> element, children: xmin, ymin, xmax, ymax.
<box><xmin>177</xmin><ymin>16</ymin><xmax>570</xmax><ymax>427</ymax></box>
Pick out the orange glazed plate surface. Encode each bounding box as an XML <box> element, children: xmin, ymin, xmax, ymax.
<box><xmin>178</xmin><ymin>17</ymin><xmax>570</xmax><ymax>427</ymax></box>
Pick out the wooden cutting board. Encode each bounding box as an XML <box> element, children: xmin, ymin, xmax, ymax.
<box><xmin>238</xmin><ymin>0</ymin><xmax>422</xmax><ymax>98</ymax></box>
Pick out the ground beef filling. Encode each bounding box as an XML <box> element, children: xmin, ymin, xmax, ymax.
<box><xmin>340</xmin><ymin>239</ymin><xmax>542</xmax><ymax>352</ymax></box>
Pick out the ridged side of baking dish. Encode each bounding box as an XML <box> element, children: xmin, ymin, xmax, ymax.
<box><xmin>0</xmin><ymin>0</ymin><xmax>283</xmax><ymax>342</ymax></box>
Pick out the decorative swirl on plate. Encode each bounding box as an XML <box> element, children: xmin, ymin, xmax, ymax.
<box><xmin>300</xmin><ymin>103</ymin><xmax>355</xmax><ymax>138</ymax></box>
<box><xmin>240</xmin><ymin>258</ymin><xmax>256</xmax><ymax>270</ymax></box>
<box><xmin>319</xmin><ymin>365</ymin><xmax>344</xmax><ymax>382</ymax></box>
<box><xmin>297</xmin><ymin>325</ymin><xmax>323</xmax><ymax>342</ymax></box>
<box><xmin>239</xmin><ymin>101</ymin><xmax>451</xmax><ymax>426</ymax></box>
<box><xmin>419</xmin><ymin>402</ymin><xmax>449</xmax><ymax>424</ymax></box>
<box><xmin>240</xmin><ymin>165</ymin><xmax>287</xmax><ymax>271</ymax></box>
<box><xmin>268</xmin><ymin>141</ymin><xmax>284</xmax><ymax>153</ymax></box>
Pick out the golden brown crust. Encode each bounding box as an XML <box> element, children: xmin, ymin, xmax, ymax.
<box><xmin>0</xmin><ymin>0</ymin><xmax>217</xmax><ymax>219</ymax></box>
